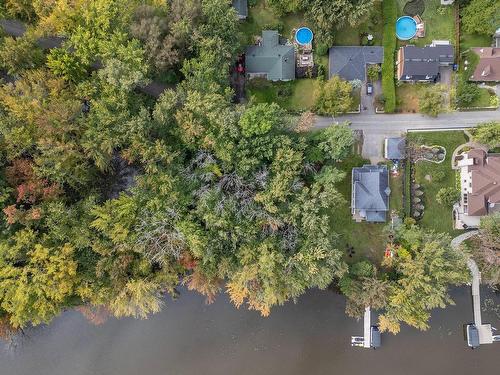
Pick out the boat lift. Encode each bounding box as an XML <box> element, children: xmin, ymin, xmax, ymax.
<box><xmin>351</xmin><ymin>307</ymin><xmax>381</xmax><ymax>349</ymax></box>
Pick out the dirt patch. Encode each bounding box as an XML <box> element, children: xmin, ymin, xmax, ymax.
<box><xmin>425</xmin><ymin>174</ymin><xmax>432</xmax><ymax>182</ymax></box>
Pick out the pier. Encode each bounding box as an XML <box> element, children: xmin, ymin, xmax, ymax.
<box><xmin>351</xmin><ymin>307</ymin><xmax>381</xmax><ymax>349</ymax></box>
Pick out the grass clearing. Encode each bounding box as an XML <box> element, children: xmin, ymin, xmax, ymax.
<box><xmin>460</xmin><ymin>33</ymin><xmax>491</xmax><ymax>52</ymax></box>
<box><xmin>407</xmin><ymin>131</ymin><xmax>467</xmax><ymax>235</ymax></box>
<box><xmin>330</xmin><ymin>155</ymin><xmax>387</xmax><ymax>266</ymax></box>
<box><xmin>238</xmin><ymin>0</ymin><xmax>308</xmax><ymax>45</ymax></box>
<box><xmin>389</xmin><ymin>169</ymin><xmax>404</xmax><ymax>216</ymax></box>
<box><xmin>246</xmin><ymin>78</ymin><xmax>318</xmax><ymax>112</ymax></box>
<box><xmin>396</xmin><ymin>83</ymin><xmax>425</xmax><ymax>113</ymax></box>
<box><xmin>333</xmin><ymin>1</ymin><xmax>384</xmax><ymax>46</ymax></box>
<box><xmin>396</xmin><ymin>0</ymin><xmax>455</xmax><ymax>47</ymax></box>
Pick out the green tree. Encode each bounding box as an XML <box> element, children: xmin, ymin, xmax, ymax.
<box><xmin>315</xmin><ymin>76</ymin><xmax>354</xmax><ymax>115</ymax></box>
<box><xmin>239</xmin><ymin>103</ymin><xmax>285</xmax><ymax>137</ymax></box>
<box><xmin>456</xmin><ymin>78</ymin><xmax>479</xmax><ymax>108</ymax></box>
<box><xmin>309</xmin><ymin>123</ymin><xmax>355</xmax><ymax>162</ymax></box>
<box><xmin>0</xmin><ymin>35</ymin><xmax>44</xmax><ymax>75</ymax></box>
<box><xmin>461</xmin><ymin>0</ymin><xmax>500</xmax><ymax>36</ymax></box>
<box><xmin>419</xmin><ymin>85</ymin><xmax>445</xmax><ymax>117</ymax></box>
<box><xmin>472</xmin><ymin>121</ymin><xmax>500</xmax><ymax>148</ymax></box>
<box><xmin>379</xmin><ymin>225</ymin><xmax>469</xmax><ymax>334</ymax></box>
<box><xmin>0</xmin><ymin>232</ymin><xmax>78</xmax><ymax>328</ymax></box>
<box><xmin>367</xmin><ymin>64</ymin><xmax>381</xmax><ymax>82</ymax></box>
<box><xmin>472</xmin><ymin>213</ymin><xmax>500</xmax><ymax>287</ymax></box>
<box><xmin>47</xmin><ymin>48</ymin><xmax>88</xmax><ymax>82</ymax></box>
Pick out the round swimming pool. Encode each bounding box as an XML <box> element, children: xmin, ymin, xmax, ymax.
<box><xmin>395</xmin><ymin>16</ymin><xmax>417</xmax><ymax>41</ymax></box>
<box><xmin>295</xmin><ymin>27</ymin><xmax>313</xmax><ymax>45</ymax></box>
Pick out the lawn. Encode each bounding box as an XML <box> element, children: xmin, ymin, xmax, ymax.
<box><xmin>407</xmin><ymin>131</ymin><xmax>468</xmax><ymax>235</ymax></box>
<box><xmin>330</xmin><ymin>154</ymin><xmax>388</xmax><ymax>266</ymax></box>
<box><xmin>350</xmin><ymin>88</ymin><xmax>361</xmax><ymax>112</ymax></box>
<box><xmin>396</xmin><ymin>0</ymin><xmax>455</xmax><ymax>47</ymax></box>
<box><xmin>238</xmin><ymin>0</ymin><xmax>308</xmax><ymax>45</ymax></box>
<box><xmin>333</xmin><ymin>1</ymin><xmax>384</xmax><ymax>46</ymax></box>
<box><xmin>460</xmin><ymin>33</ymin><xmax>491</xmax><ymax>52</ymax></box>
<box><xmin>389</xmin><ymin>167</ymin><xmax>404</xmax><ymax>216</ymax></box>
<box><xmin>395</xmin><ymin>83</ymin><xmax>425</xmax><ymax>113</ymax></box>
<box><xmin>246</xmin><ymin>78</ymin><xmax>318</xmax><ymax>112</ymax></box>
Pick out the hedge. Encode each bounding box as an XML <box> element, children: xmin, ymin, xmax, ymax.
<box><xmin>382</xmin><ymin>0</ymin><xmax>397</xmax><ymax>113</ymax></box>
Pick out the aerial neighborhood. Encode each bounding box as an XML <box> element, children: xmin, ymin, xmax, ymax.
<box><xmin>0</xmin><ymin>0</ymin><xmax>498</xmax><ymax>368</ymax></box>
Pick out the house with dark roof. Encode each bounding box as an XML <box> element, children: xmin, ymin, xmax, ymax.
<box><xmin>396</xmin><ymin>42</ymin><xmax>454</xmax><ymax>82</ymax></box>
<box><xmin>232</xmin><ymin>0</ymin><xmax>248</xmax><ymax>20</ymax></box>
<box><xmin>453</xmin><ymin>149</ymin><xmax>500</xmax><ymax>229</ymax></box>
<box><xmin>351</xmin><ymin>165</ymin><xmax>390</xmax><ymax>223</ymax></box>
<box><xmin>469</xmin><ymin>47</ymin><xmax>500</xmax><ymax>82</ymax></box>
<box><xmin>384</xmin><ymin>137</ymin><xmax>406</xmax><ymax>160</ymax></box>
<box><xmin>328</xmin><ymin>46</ymin><xmax>384</xmax><ymax>81</ymax></box>
<box><xmin>245</xmin><ymin>30</ymin><xmax>295</xmax><ymax>81</ymax></box>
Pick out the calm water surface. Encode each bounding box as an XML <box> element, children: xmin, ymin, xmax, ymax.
<box><xmin>1</xmin><ymin>287</ymin><xmax>499</xmax><ymax>375</ymax></box>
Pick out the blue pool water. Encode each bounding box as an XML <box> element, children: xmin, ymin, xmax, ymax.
<box><xmin>396</xmin><ymin>16</ymin><xmax>417</xmax><ymax>40</ymax></box>
<box><xmin>295</xmin><ymin>27</ymin><xmax>313</xmax><ymax>45</ymax></box>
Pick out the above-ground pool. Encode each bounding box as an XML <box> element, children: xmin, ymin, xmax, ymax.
<box><xmin>395</xmin><ymin>16</ymin><xmax>417</xmax><ymax>40</ymax></box>
<box><xmin>295</xmin><ymin>27</ymin><xmax>313</xmax><ymax>45</ymax></box>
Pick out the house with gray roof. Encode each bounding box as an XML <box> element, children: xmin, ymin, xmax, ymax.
<box><xmin>232</xmin><ymin>0</ymin><xmax>248</xmax><ymax>20</ymax></box>
<box><xmin>352</xmin><ymin>165</ymin><xmax>390</xmax><ymax>223</ymax></box>
<box><xmin>245</xmin><ymin>30</ymin><xmax>295</xmax><ymax>81</ymax></box>
<box><xmin>384</xmin><ymin>137</ymin><xmax>406</xmax><ymax>160</ymax></box>
<box><xmin>328</xmin><ymin>46</ymin><xmax>384</xmax><ymax>81</ymax></box>
<box><xmin>396</xmin><ymin>43</ymin><xmax>454</xmax><ymax>82</ymax></box>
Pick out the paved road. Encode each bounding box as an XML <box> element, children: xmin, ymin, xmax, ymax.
<box><xmin>315</xmin><ymin>112</ymin><xmax>500</xmax><ymax>162</ymax></box>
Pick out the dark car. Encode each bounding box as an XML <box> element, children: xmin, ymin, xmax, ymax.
<box><xmin>366</xmin><ymin>82</ymin><xmax>373</xmax><ymax>95</ymax></box>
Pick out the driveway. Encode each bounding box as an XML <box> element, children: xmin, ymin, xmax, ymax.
<box><xmin>360</xmin><ymin>80</ymin><xmax>381</xmax><ymax>115</ymax></box>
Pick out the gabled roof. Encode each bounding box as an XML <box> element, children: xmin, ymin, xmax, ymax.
<box><xmin>465</xmin><ymin>149</ymin><xmax>500</xmax><ymax>216</ymax></box>
<box><xmin>397</xmin><ymin>44</ymin><xmax>454</xmax><ymax>81</ymax></box>
<box><xmin>352</xmin><ymin>165</ymin><xmax>390</xmax><ymax>222</ymax></box>
<box><xmin>328</xmin><ymin>46</ymin><xmax>384</xmax><ymax>81</ymax></box>
<box><xmin>232</xmin><ymin>0</ymin><xmax>248</xmax><ymax>19</ymax></box>
<box><xmin>385</xmin><ymin>137</ymin><xmax>406</xmax><ymax>160</ymax></box>
<box><xmin>245</xmin><ymin>30</ymin><xmax>295</xmax><ymax>81</ymax></box>
<box><xmin>470</xmin><ymin>48</ymin><xmax>500</xmax><ymax>82</ymax></box>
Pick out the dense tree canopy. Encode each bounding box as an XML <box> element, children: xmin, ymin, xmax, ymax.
<box><xmin>472</xmin><ymin>121</ymin><xmax>500</xmax><ymax>148</ymax></box>
<box><xmin>461</xmin><ymin>0</ymin><xmax>500</xmax><ymax>36</ymax></box>
<box><xmin>0</xmin><ymin>0</ymin><xmax>357</xmax><ymax>327</ymax></box>
<box><xmin>379</xmin><ymin>224</ymin><xmax>469</xmax><ymax>334</ymax></box>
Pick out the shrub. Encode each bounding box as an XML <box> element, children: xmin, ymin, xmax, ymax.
<box><xmin>419</xmin><ymin>85</ymin><xmax>445</xmax><ymax>117</ymax></box>
<box><xmin>403</xmin><ymin>0</ymin><xmax>425</xmax><ymax>16</ymax></box>
<box><xmin>436</xmin><ymin>187</ymin><xmax>460</xmax><ymax>207</ymax></box>
<box><xmin>456</xmin><ymin>79</ymin><xmax>479</xmax><ymax>107</ymax></box>
<box><xmin>382</xmin><ymin>0</ymin><xmax>397</xmax><ymax>113</ymax></box>
<box><xmin>367</xmin><ymin>64</ymin><xmax>381</xmax><ymax>82</ymax></box>
<box><xmin>315</xmin><ymin>42</ymin><xmax>329</xmax><ymax>56</ymax></box>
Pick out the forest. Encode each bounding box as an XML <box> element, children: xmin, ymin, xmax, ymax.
<box><xmin>0</xmin><ymin>0</ymin><xmax>494</xmax><ymax>336</ymax></box>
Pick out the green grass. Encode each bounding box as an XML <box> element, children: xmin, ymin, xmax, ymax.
<box><xmin>350</xmin><ymin>88</ymin><xmax>361</xmax><ymax>112</ymax></box>
<box><xmin>396</xmin><ymin>83</ymin><xmax>426</xmax><ymax>113</ymax></box>
<box><xmin>407</xmin><ymin>131</ymin><xmax>468</xmax><ymax>235</ymax></box>
<box><xmin>396</xmin><ymin>0</ymin><xmax>455</xmax><ymax>47</ymax></box>
<box><xmin>460</xmin><ymin>33</ymin><xmax>492</xmax><ymax>52</ymax></box>
<box><xmin>238</xmin><ymin>0</ymin><xmax>308</xmax><ymax>45</ymax></box>
<box><xmin>333</xmin><ymin>1</ymin><xmax>384</xmax><ymax>46</ymax></box>
<box><xmin>246</xmin><ymin>78</ymin><xmax>317</xmax><ymax>112</ymax></box>
<box><xmin>469</xmin><ymin>89</ymin><xmax>496</xmax><ymax>108</ymax></box>
<box><xmin>330</xmin><ymin>155</ymin><xmax>388</xmax><ymax>266</ymax></box>
<box><xmin>389</xmin><ymin>168</ymin><xmax>403</xmax><ymax>216</ymax></box>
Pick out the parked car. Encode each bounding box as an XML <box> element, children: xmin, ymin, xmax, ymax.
<box><xmin>366</xmin><ymin>83</ymin><xmax>373</xmax><ymax>95</ymax></box>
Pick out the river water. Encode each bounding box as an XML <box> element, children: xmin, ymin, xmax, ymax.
<box><xmin>1</xmin><ymin>286</ymin><xmax>499</xmax><ymax>375</ymax></box>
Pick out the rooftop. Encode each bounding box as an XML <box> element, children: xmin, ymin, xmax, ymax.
<box><xmin>245</xmin><ymin>30</ymin><xmax>295</xmax><ymax>81</ymax></box>
<box><xmin>328</xmin><ymin>46</ymin><xmax>384</xmax><ymax>81</ymax></box>
<box><xmin>352</xmin><ymin>165</ymin><xmax>390</xmax><ymax>223</ymax></box>
<box><xmin>464</xmin><ymin>149</ymin><xmax>500</xmax><ymax>216</ymax></box>
<box><xmin>470</xmin><ymin>47</ymin><xmax>500</xmax><ymax>82</ymax></box>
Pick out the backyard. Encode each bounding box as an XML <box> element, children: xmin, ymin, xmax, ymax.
<box><xmin>238</xmin><ymin>0</ymin><xmax>308</xmax><ymax>45</ymax></box>
<box><xmin>396</xmin><ymin>0</ymin><xmax>456</xmax><ymax>47</ymax></box>
<box><xmin>407</xmin><ymin>130</ymin><xmax>468</xmax><ymax>235</ymax></box>
<box><xmin>330</xmin><ymin>154</ymin><xmax>390</xmax><ymax>266</ymax></box>
<box><xmin>332</xmin><ymin>0</ymin><xmax>384</xmax><ymax>46</ymax></box>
